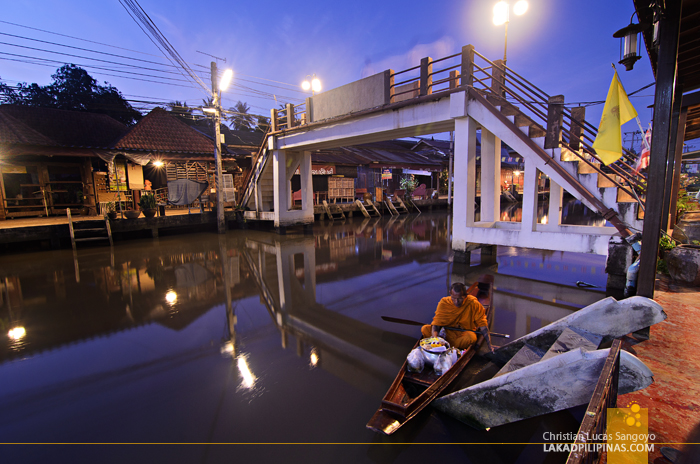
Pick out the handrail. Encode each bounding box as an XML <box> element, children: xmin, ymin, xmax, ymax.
<box><xmin>238</xmin><ymin>128</ymin><xmax>272</xmax><ymax>209</ymax></box>
<box><xmin>270</xmin><ymin>44</ymin><xmax>647</xmax><ymax>215</ymax></box>
<box><xmin>467</xmin><ymin>87</ymin><xmax>632</xmax><ymax>238</ymax></box>
<box><xmin>566</xmin><ymin>339</ymin><xmax>621</xmax><ymax>464</ymax></box>
<box><xmin>390</xmin><ymin>64</ymin><xmax>421</xmax><ymax>77</ymax></box>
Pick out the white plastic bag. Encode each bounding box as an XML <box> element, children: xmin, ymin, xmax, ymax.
<box><xmin>434</xmin><ymin>350</ymin><xmax>456</xmax><ymax>376</ymax></box>
<box><xmin>447</xmin><ymin>347</ymin><xmax>459</xmax><ymax>365</ymax></box>
<box><xmin>406</xmin><ymin>347</ymin><xmax>424</xmax><ymax>373</ymax></box>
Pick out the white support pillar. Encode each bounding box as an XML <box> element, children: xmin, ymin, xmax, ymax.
<box><xmin>285</xmin><ymin>153</ymin><xmax>302</xmax><ymax>212</ymax></box>
<box><xmin>452</xmin><ymin>116</ymin><xmax>478</xmax><ymax>252</ymax></box>
<box><xmin>520</xmin><ymin>161</ymin><xmax>539</xmax><ymax>233</ymax></box>
<box><xmin>300</xmin><ymin>151</ymin><xmax>313</xmax><ymax>216</ymax></box>
<box><xmin>273</xmin><ymin>149</ymin><xmax>287</xmax><ymax>220</ymax></box>
<box><xmin>545</xmin><ymin>179</ymin><xmax>563</xmax><ymax>230</ymax></box>
<box><xmin>479</xmin><ymin>128</ymin><xmax>501</xmax><ymax>223</ymax></box>
<box><xmin>273</xmin><ymin>149</ymin><xmax>314</xmax><ymax>227</ymax></box>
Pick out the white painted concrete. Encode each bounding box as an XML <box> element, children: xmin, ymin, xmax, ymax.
<box><xmin>264</xmin><ymin>89</ymin><xmax>640</xmax><ymax>253</ymax></box>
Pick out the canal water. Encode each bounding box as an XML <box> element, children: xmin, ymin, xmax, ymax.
<box><xmin>0</xmin><ymin>204</ymin><xmax>610</xmax><ymax>463</ymax></box>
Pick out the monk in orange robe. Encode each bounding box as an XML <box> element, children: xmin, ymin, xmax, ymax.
<box><xmin>421</xmin><ymin>282</ymin><xmax>491</xmax><ymax>350</ymax></box>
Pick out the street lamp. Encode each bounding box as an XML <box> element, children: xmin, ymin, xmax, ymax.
<box><xmin>301</xmin><ymin>74</ymin><xmax>321</xmax><ymax>95</ymax></box>
<box><xmin>613</xmin><ymin>13</ymin><xmax>647</xmax><ymax>71</ymax></box>
<box><xmin>210</xmin><ymin>63</ymin><xmax>233</xmax><ymax>234</ymax></box>
<box><xmin>493</xmin><ymin>1</ymin><xmax>528</xmax><ymax>65</ymax></box>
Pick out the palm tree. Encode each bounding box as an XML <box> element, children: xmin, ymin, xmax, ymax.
<box><xmin>227</xmin><ymin>101</ymin><xmax>255</xmax><ymax>131</ymax></box>
<box><xmin>167</xmin><ymin>100</ymin><xmax>193</xmax><ymax>120</ymax></box>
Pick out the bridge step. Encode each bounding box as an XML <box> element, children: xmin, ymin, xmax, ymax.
<box><xmin>491</xmin><ymin>96</ymin><xmax>643</xmax><ymax>232</ymax></box>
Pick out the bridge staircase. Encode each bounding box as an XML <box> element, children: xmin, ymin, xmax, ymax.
<box><xmin>463</xmin><ymin>51</ymin><xmax>646</xmax><ymax>238</ymax></box>
<box><xmin>238</xmin><ymin>129</ymin><xmax>274</xmax><ymax>219</ymax></box>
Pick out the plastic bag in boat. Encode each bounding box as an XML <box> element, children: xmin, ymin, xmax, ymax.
<box><xmin>406</xmin><ymin>347</ymin><xmax>424</xmax><ymax>373</ymax></box>
<box><xmin>434</xmin><ymin>348</ymin><xmax>458</xmax><ymax>376</ymax></box>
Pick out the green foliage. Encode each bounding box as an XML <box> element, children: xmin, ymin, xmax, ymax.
<box><xmin>167</xmin><ymin>101</ymin><xmax>193</xmax><ymax>121</ymax></box>
<box><xmin>255</xmin><ymin>115</ymin><xmax>271</xmax><ymax>133</ymax></box>
<box><xmin>676</xmin><ymin>188</ymin><xmax>698</xmax><ymax>220</ymax></box>
<box><xmin>439</xmin><ymin>169</ymin><xmax>449</xmax><ymax>194</ymax></box>
<box><xmin>657</xmin><ymin>258</ymin><xmax>669</xmax><ymax>275</ymax></box>
<box><xmin>105</xmin><ymin>201</ymin><xmax>116</xmax><ymax>213</ymax></box>
<box><xmin>400</xmin><ymin>176</ymin><xmax>418</xmax><ymax>195</ymax></box>
<box><xmin>659</xmin><ymin>234</ymin><xmax>677</xmax><ymax>253</ymax></box>
<box><xmin>0</xmin><ymin>65</ymin><xmax>141</xmax><ymax>125</ymax></box>
<box><xmin>138</xmin><ymin>193</ymin><xmax>156</xmax><ymax>210</ymax></box>
<box><xmin>228</xmin><ymin>101</ymin><xmax>255</xmax><ymax>131</ymax></box>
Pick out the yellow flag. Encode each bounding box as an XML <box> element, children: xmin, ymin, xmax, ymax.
<box><xmin>592</xmin><ymin>71</ymin><xmax>638</xmax><ymax>165</ymax></box>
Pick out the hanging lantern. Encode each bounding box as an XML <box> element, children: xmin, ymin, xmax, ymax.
<box><xmin>613</xmin><ymin>20</ymin><xmax>647</xmax><ymax>71</ymax></box>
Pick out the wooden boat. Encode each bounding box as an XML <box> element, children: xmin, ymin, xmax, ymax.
<box><xmin>366</xmin><ymin>274</ymin><xmax>494</xmax><ymax>435</ymax></box>
<box><xmin>432</xmin><ymin>295</ymin><xmax>667</xmax><ymax>430</ymax></box>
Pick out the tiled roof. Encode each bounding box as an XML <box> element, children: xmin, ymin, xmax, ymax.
<box><xmin>0</xmin><ymin>105</ymin><xmax>127</xmax><ymax>147</ymax></box>
<box><xmin>114</xmin><ymin>108</ymin><xmax>225</xmax><ymax>155</ymax></box>
<box><xmin>0</xmin><ymin>111</ymin><xmax>55</xmax><ymax>146</ymax></box>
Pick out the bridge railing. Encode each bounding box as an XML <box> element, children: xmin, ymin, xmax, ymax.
<box><xmin>271</xmin><ymin>45</ymin><xmax>646</xmax><ymax>205</ymax></box>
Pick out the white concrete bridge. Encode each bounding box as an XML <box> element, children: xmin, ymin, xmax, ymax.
<box><xmin>238</xmin><ymin>45</ymin><xmax>646</xmax><ymax>256</ymax></box>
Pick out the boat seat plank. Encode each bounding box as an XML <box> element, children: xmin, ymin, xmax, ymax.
<box><xmin>404</xmin><ymin>369</ymin><xmax>440</xmax><ymax>386</ymax></box>
<box><xmin>541</xmin><ymin>326</ymin><xmax>602</xmax><ymax>361</ymax></box>
<box><xmin>494</xmin><ymin>343</ymin><xmax>545</xmax><ymax>378</ymax></box>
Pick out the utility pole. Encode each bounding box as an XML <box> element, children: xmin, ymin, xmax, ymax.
<box><xmin>211</xmin><ymin>61</ymin><xmax>226</xmax><ymax>234</ymax></box>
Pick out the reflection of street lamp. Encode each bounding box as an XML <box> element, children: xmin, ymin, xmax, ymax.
<box><xmin>8</xmin><ymin>326</ymin><xmax>26</xmax><ymax>340</ymax></box>
<box><xmin>165</xmin><ymin>290</ymin><xmax>177</xmax><ymax>304</ymax></box>
<box><xmin>493</xmin><ymin>1</ymin><xmax>528</xmax><ymax>65</ymax></box>
<box><xmin>301</xmin><ymin>74</ymin><xmax>322</xmax><ymax>95</ymax></box>
<box><xmin>237</xmin><ymin>355</ymin><xmax>257</xmax><ymax>389</ymax></box>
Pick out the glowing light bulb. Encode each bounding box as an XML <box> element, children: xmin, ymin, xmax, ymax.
<box><xmin>493</xmin><ymin>1</ymin><xmax>509</xmax><ymax>25</ymax></box>
<box><xmin>513</xmin><ymin>0</ymin><xmax>528</xmax><ymax>16</ymax></box>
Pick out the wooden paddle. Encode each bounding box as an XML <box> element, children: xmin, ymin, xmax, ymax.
<box><xmin>381</xmin><ymin>316</ymin><xmax>510</xmax><ymax>338</ymax></box>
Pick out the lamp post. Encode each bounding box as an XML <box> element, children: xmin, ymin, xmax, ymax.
<box><xmin>210</xmin><ymin>62</ymin><xmax>233</xmax><ymax>234</ymax></box>
<box><xmin>613</xmin><ymin>13</ymin><xmax>647</xmax><ymax>71</ymax></box>
<box><xmin>301</xmin><ymin>74</ymin><xmax>322</xmax><ymax>95</ymax></box>
<box><xmin>492</xmin><ymin>1</ymin><xmax>528</xmax><ymax>66</ymax></box>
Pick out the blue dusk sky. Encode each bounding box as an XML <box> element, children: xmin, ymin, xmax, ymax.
<box><xmin>1</xmin><ymin>0</ymin><xmax>664</xmax><ymax>150</ymax></box>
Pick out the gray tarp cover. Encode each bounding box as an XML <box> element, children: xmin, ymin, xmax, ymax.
<box><xmin>167</xmin><ymin>179</ymin><xmax>208</xmax><ymax>206</ymax></box>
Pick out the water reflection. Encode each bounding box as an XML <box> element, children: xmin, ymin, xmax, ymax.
<box><xmin>0</xmin><ymin>211</ymin><xmax>608</xmax><ymax>462</ymax></box>
<box><xmin>493</xmin><ymin>196</ymin><xmax>608</xmax><ymax>226</ymax></box>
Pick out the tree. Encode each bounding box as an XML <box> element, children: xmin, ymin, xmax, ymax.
<box><xmin>0</xmin><ymin>65</ymin><xmax>142</xmax><ymax>125</ymax></box>
<box><xmin>167</xmin><ymin>100</ymin><xmax>193</xmax><ymax>121</ymax></box>
<box><xmin>255</xmin><ymin>115</ymin><xmax>271</xmax><ymax>133</ymax></box>
<box><xmin>227</xmin><ymin>101</ymin><xmax>255</xmax><ymax>131</ymax></box>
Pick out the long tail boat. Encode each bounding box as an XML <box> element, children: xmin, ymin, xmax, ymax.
<box><xmin>366</xmin><ymin>274</ymin><xmax>494</xmax><ymax>435</ymax></box>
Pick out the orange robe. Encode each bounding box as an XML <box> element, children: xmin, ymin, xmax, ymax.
<box><xmin>421</xmin><ymin>295</ymin><xmax>487</xmax><ymax>349</ymax></box>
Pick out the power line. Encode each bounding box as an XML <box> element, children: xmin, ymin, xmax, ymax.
<box><xmin>119</xmin><ymin>0</ymin><xmax>210</xmax><ymax>95</ymax></box>
<box><xmin>0</xmin><ymin>20</ymin><xmax>309</xmax><ymax>108</ymax></box>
